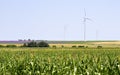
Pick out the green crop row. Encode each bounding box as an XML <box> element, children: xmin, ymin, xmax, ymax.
<box><xmin>0</xmin><ymin>48</ymin><xmax>120</xmax><ymax>75</ymax></box>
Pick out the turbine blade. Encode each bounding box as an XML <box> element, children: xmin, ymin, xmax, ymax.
<box><xmin>86</xmin><ymin>18</ymin><xmax>93</xmax><ymax>22</ymax></box>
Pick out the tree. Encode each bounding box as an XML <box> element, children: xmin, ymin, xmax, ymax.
<box><xmin>37</xmin><ymin>41</ymin><xmax>49</xmax><ymax>47</ymax></box>
<box><xmin>27</xmin><ymin>41</ymin><xmax>37</xmax><ymax>47</ymax></box>
<box><xmin>22</xmin><ymin>41</ymin><xmax>49</xmax><ymax>47</ymax></box>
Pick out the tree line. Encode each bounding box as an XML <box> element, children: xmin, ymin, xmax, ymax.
<box><xmin>23</xmin><ymin>41</ymin><xmax>49</xmax><ymax>47</ymax></box>
<box><xmin>0</xmin><ymin>41</ymin><xmax>49</xmax><ymax>47</ymax></box>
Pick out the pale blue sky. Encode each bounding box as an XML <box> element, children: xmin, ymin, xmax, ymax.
<box><xmin>0</xmin><ymin>0</ymin><xmax>120</xmax><ymax>40</ymax></box>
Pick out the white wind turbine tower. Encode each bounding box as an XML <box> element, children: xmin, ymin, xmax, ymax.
<box><xmin>83</xmin><ymin>9</ymin><xmax>92</xmax><ymax>42</ymax></box>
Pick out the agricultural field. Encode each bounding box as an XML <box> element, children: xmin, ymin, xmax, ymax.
<box><xmin>50</xmin><ymin>41</ymin><xmax>120</xmax><ymax>48</ymax></box>
<box><xmin>0</xmin><ymin>47</ymin><xmax>120</xmax><ymax>75</ymax></box>
<box><xmin>1</xmin><ymin>41</ymin><xmax>120</xmax><ymax>48</ymax></box>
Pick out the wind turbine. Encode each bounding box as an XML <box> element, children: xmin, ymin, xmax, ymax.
<box><xmin>96</xmin><ymin>30</ymin><xmax>98</xmax><ymax>40</ymax></box>
<box><xmin>64</xmin><ymin>25</ymin><xmax>67</xmax><ymax>41</ymax></box>
<box><xmin>83</xmin><ymin>8</ymin><xmax>92</xmax><ymax>42</ymax></box>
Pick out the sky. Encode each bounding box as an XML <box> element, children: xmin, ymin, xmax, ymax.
<box><xmin>0</xmin><ymin>0</ymin><xmax>120</xmax><ymax>41</ymax></box>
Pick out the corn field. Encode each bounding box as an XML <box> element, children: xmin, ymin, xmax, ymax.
<box><xmin>0</xmin><ymin>48</ymin><xmax>120</xmax><ymax>75</ymax></box>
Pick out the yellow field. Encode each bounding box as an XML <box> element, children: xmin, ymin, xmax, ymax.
<box><xmin>0</xmin><ymin>44</ymin><xmax>22</xmax><ymax>46</ymax></box>
<box><xmin>50</xmin><ymin>41</ymin><xmax>120</xmax><ymax>48</ymax></box>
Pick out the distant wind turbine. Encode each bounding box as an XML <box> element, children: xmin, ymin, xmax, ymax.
<box><xmin>64</xmin><ymin>25</ymin><xmax>67</xmax><ymax>40</ymax></box>
<box><xmin>83</xmin><ymin>8</ymin><xmax>92</xmax><ymax>42</ymax></box>
<box><xmin>96</xmin><ymin>30</ymin><xmax>99</xmax><ymax>41</ymax></box>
